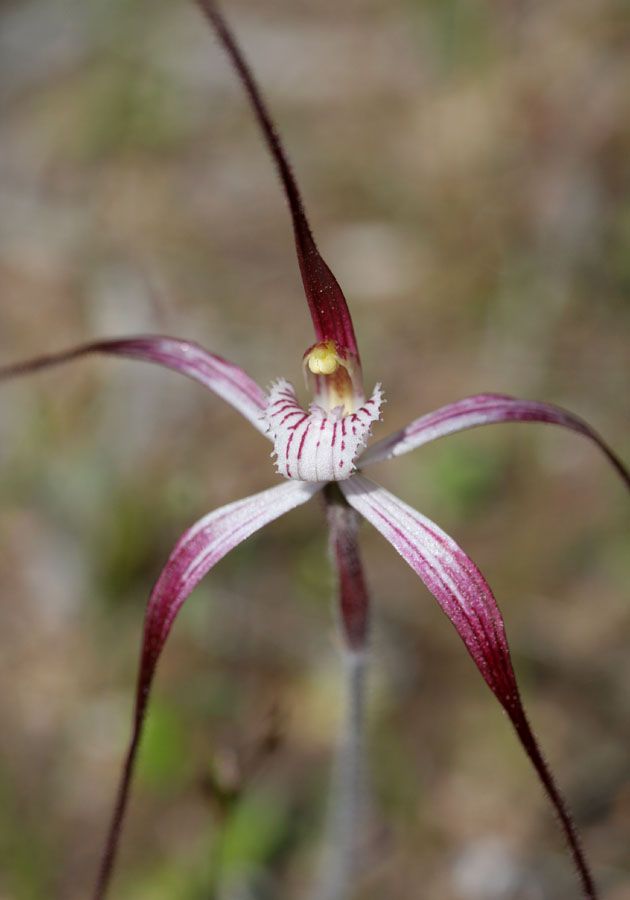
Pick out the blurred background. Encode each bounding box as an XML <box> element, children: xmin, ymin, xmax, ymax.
<box><xmin>0</xmin><ymin>0</ymin><xmax>628</xmax><ymax>897</ymax></box>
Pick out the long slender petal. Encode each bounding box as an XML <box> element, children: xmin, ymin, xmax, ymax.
<box><xmin>195</xmin><ymin>0</ymin><xmax>361</xmax><ymax>362</ymax></box>
<box><xmin>0</xmin><ymin>335</ymin><xmax>269</xmax><ymax>435</ymax></box>
<box><xmin>360</xmin><ymin>393</ymin><xmax>630</xmax><ymax>487</ymax></box>
<box><xmin>341</xmin><ymin>474</ymin><xmax>598</xmax><ymax>899</ymax></box>
<box><xmin>94</xmin><ymin>479</ymin><xmax>322</xmax><ymax>900</ymax></box>
<box><xmin>325</xmin><ymin>483</ymin><xmax>371</xmax><ymax>650</ymax></box>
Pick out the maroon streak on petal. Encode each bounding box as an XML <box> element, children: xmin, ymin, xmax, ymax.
<box><xmin>93</xmin><ymin>479</ymin><xmax>322</xmax><ymax>900</ymax></box>
<box><xmin>324</xmin><ymin>483</ymin><xmax>370</xmax><ymax>650</ymax></box>
<box><xmin>360</xmin><ymin>393</ymin><xmax>630</xmax><ymax>487</ymax></box>
<box><xmin>0</xmin><ymin>335</ymin><xmax>269</xmax><ymax>435</ymax></box>
<box><xmin>340</xmin><ymin>475</ymin><xmax>598</xmax><ymax>900</ymax></box>
<box><xmin>195</xmin><ymin>0</ymin><xmax>360</xmax><ymax>359</ymax></box>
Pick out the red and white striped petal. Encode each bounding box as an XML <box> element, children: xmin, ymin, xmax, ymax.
<box><xmin>0</xmin><ymin>335</ymin><xmax>269</xmax><ymax>436</ymax></box>
<box><xmin>140</xmin><ymin>479</ymin><xmax>321</xmax><ymax>685</ymax></box>
<box><xmin>95</xmin><ymin>478</ymin><xmax>322</xmax><ymax>898</ymax></box>
<box><xmin>359</xmin><ymin>393</ymin><xmax>630</xmax><ymax>487</ymax></box>
<box><xmin>341</xmin><ymin>475</ymin><xmax>518</xmax><ymax>699</ymax></box>
<box><xmin>264</xmin><ymin>380</ymin><xmax>383</xmax><ymax>482</ymax></box>
<box><xmin>340</xmin><ymin>474</ymin><xmax>596</xmax><ymax>898</ymax></box>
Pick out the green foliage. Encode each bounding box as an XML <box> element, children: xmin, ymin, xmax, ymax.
<box><xmin>408</xmin><ymin>0</ymin><xmax>496</xmax><ymax>73</ymax></box>
<box><xmin>137</xmin><ymin>701</ymin><xmax>192</xmax><ymax>793</ymax></box>
<box><xmin>0</xmin><ymin>770</ymin><xmax>53</xmax><ymax>899</ymax></box>
<box><xmin>216</xmin><ymin>790</ymin><xmax>288</xmax><ymax>876</ymax></box>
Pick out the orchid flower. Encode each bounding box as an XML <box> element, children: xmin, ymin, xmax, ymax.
<box><xmin>1</xmin><ymin>2</ymin><xmax>628</xmax><ymax>899</ymax></box>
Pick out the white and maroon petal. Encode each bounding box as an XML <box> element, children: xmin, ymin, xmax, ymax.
<box><xmin>141</xmin><ymin>479</ymin><xmax>321</xmax><ymax>679</ymax></box>
<box><xmin>0</xmin><ymin>335</ymin><xmax>269</xmax><ymax>436</ymax></box>
<box><xmin>340</xmin><ymin>474</ymin><xmax>597</xmax><ymax>898</ymax></box>
<box><xmin>359</xmin><ymin>393</ymin><xmax>630</xmax><ymax>488</ymax></box>
<box><xmin>95</xmin><ymin>478</ymin><xmax>321</xmax><ymax>898</ymax></box>
<box><xmin>264</xmin><ymin>380</ymin><xmax>383</xmax><ymax>482</ymax></box>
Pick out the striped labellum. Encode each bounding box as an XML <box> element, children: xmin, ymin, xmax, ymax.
<box><xmin>265</xmin><ymin>379</ymin><xmax>383</xmax><ymax>482</ymax></box>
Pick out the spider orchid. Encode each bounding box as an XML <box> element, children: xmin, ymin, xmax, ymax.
<box><xmin>1</xmin><ymin>2</ymin><xmax>628</xmax><ymax>899</ymax></box>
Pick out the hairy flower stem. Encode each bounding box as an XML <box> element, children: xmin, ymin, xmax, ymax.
<box><xmin>316</xmin><ymin>485</ymin><xmax>371</xmax><ymax>900</ymax></box>
<box><xmin>315</xmin><ymin>650</ymin><xmax>367</xmax><ymax>900</ymax></box>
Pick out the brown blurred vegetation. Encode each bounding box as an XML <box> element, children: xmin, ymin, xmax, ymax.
<box><xmin>0</xmin><ymin>0</ymin><xmax>629</xmax><ymax>897</ymax></box>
